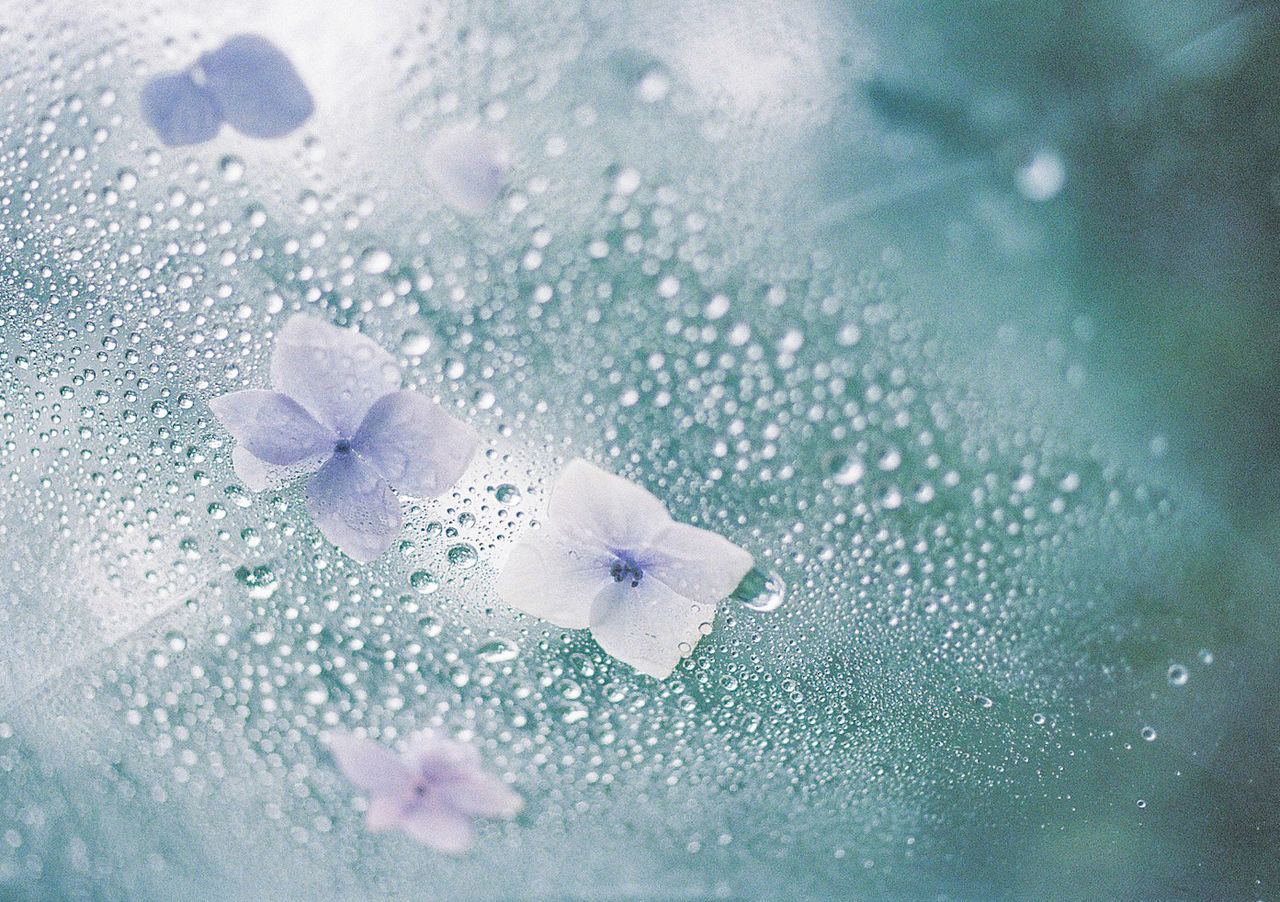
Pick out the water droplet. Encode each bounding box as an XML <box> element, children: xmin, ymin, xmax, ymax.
<box><xmin>478</xmin><ymin>639</ymin><xmax>519</xmax><ymax>663</ymax></box>
<box><xmin>400</xmin><ymin>331</ymin><xmax>432</xmax><ymax>356</ymax></box>
<box><xmin>165</xmin><ymin>630</ymin><xmax>187</xmax><ymax>652</ymax></box>
<box><xmin>731</xmin><ymin>567</ymin><xmax>787</xmax><ymax>612</ymax></box>
<box><xmin>235</xmin><ymin>565</ymin><xmax>278</xmax><ymax>600</ymax></box>
<box><xmin>1166</xmin><ymin>664</ymin><xmax>1188</xmax><ymax>687</ymax></box>
<box><xmin>635</xmin><ymin>64</ymin><xmax>672</xmax><ymax>102</ymax></box>
<box><xmin>834</xmin><ymin>458</ymin><xmax>865</xmax><ymax>486</ymax></box>
<box><xmin>219</xmin><ymin>155</ymin><xmax>245</xmax><ymax>182</ymax></box>
<box><xmin>359</xmin><ymin>248</ymin><xmax>393</xmax><ymax>275</ymax></box>
<box><xmin>494</xmin><ymin>484</ymin><xmax>521</xmax><ymax>503</ymax></box>
<box><xmin>409</xmin><ymin>571</ymin><xmax>439</xmax><ymax>594</ymax></box>
<box><xmin>1140</xmin><ymin>726</ymin><xmax>1158</xmax><ymax>742</ymax></box>
<box><xmin>447</xmin><ymin>544</ymin><xmax>478</xmax><ymax>569</ymax></box>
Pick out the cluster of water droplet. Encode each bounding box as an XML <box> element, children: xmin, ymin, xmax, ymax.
<box><xmin>0</xmin><ymin>2</ymin><xmax>1212</xmax><ymax>899</ymax></box>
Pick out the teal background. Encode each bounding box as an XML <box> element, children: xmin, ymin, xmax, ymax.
<box><xmin>0</xmin><ymin>0</ymin><xmax>1277</xmax><ymax>899</ymax></box>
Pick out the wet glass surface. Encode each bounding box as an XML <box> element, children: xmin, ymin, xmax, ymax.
<box><xmin>1</xmin><ymin>1</ymin><xmax>1278</xmax><ymax>899</ymax></box>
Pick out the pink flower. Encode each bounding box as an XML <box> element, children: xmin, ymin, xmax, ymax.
<box><xmin>326</xmin><ymin>731</ymin><xmax>522</xmax><ymax>853</ymax></box>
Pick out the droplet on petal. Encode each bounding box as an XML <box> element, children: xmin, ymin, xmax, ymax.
<box><xmin>424</xmin><ymin>124</ymin><xmax>510</xmax><ymax>215</ymax></box>
<box><xmin>140</xmin><ymin>71</ymin><xmax>222</xmax><ymax>146</ymax></box>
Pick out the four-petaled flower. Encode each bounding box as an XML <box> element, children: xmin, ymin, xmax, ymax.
<box><xmin>141</xmin><ymin>34</ymin><xmax>314</xmax><ymax>147</ymax></box>
<box><xmin>327</xmin><ymin>731</ymin><xmax>523</xmax><ymax>853</ymax></box>
<box><xmin>209</xmin><ymin>315</ymin><xmax>477</xmax><ymax>562</ymax></box>
<box><xmin>497</xmin><ymin>459</ymin><xmax>753</xmax><ymax>678</ymax></box>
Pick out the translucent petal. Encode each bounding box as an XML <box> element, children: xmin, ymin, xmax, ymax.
<box><xmin>438</xmin><ymin>771</ymin><xmax>523</xmax><ymax>819</ymax></box>
<box><xmin>645</xmin><ymin>521</ymin><xmax>754</xmax><ymax>605</ymax></box>
<box><xmin>496</xmin><ymin>528</ymin><xmax>611</xmax><ymax>630</ymax></box>
<box><xmin>229</xmin><ymin>445</ymin><xmax>328</xmax><ymax>493</ymax></box>
<box><xmin>353</xmin><ymin>391</ymin><xmax>477</xmax><ymax>498</ymax></box>
<box><xmin>269</xmin><ymin>315</ymin><xmax>403</xmax><ymax>436</ymax></box>
<box><xmin>139</xmin><ymin>71</ymin><xmax>222</xmax><ymax>147</ymax></box>
<box><xmin>424</xmin><ymin>124</ymin><xmax>509</xmax><ymax>215</ymax></box>
<box><xmin>208</xmin><ymin>390</ymin><xmax>335</xmax><ymax>465</ymax></box>
<box><xmin>588</xmin><ymin>577</ymin><xmax>714</xmax><ymax>679</ymax></box>
<box><xmin>196</xmin><ymin>34</ymin><xmax>314</xmax><ymax>139</ymax></box>
<box><xmin>304</xmin><ymin>451</ymin><xmax>402</xmax><ymax>563</ymax></box>
<box><xmin>325</xmin><ymin>733</ymin><xmax>412</xmax><ymax>794</ymax></box>
<box><xmin>364</xmin><ymin>795</ymin><xmax>408</xmax><ymax>832</ymax></box>
<box><xmin>398</xmin><ymin>804</ymin><xmax>475</xmax><ymax>853</ymax></box>
<box><xmin>546</xmin><ymin>459</ymin><xmax>673</xmax><ymax>554</ymax></box>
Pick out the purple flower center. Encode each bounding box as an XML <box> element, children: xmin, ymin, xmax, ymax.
<box><xmin>334</xmin><ymin>438</ymin><xmax>353</xmax><ymax>454</ymax></box>
<box><xmin>609</xmin><ymin>556</ymin><xmax>644</xmax><ymax>588</ymax></box>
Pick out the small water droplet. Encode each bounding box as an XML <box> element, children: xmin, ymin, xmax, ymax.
<box><xmin>831</xmin><ymin>454</ymin><xmax>865</xmax><ymax>486</ymax></box>
<box><xmin>1140</xmin><ymin>726</ymin><xmax>1158</xmax><ymax>742</ymax></box>
<box><xmin>359</xmin><ymin>248</ymin><xmax>393</xmax><ymax>275</ymax></box>
<box><xmin>478</xmin><ymin>639</ymin><xmax>519</xmax><ymax>663</ymax></box>
<box><xmin>400</xmin><ymin>331</ymin><xmax>432</xmax><ymax>356</ymax></box>
<box><xmin>635</xmin><ymin>64</ymin><xmax>672</xmax><ymax>102</ymax></box>
<box><xmin>1166</xmin><ymin>664</ymin><xmax>1188</xmax><ymax>687</ymax></box>
<box><xmin>219</xmin><ymin>155</ymin><xmax>245</xmax><ymax>182</ymax></box>
<box><xmin>235</xmin><ymin>565</ymin><xmax>278</xmax><ymax>600</ymax></box>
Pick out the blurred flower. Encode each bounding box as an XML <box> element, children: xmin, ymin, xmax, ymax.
<box><xmin>209</xmin><ymin>315</ymin><xmax>476</xmax><ymax>562</ymax></box>
<box><xmin>424</xmin><ymin>124</ymin><xmax>509</xmax><ymax>215</ymax></box>
<box><xmin>327</xmin><ymin>731</ymin><xmax>522</xmax><ymax>853</ymax></box>
<box><xmin>141</xmin><ymin>34</ymin><xmax>313</xmax><ymax>146</ymax></box>
<box><xmin>497</xmin><ymin>459</ymin><xmax>753</xmax><ymax>678</ymax></box>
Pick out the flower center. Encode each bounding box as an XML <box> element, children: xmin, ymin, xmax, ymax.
<box><xmin>610</xmin><ymin>558</ymin><xmax>644</xmax><ymax>588</ymax></box>
<box><xmin>333</xmin><ymin>438</ymin><xmax>352</xmax><ymax>454</ymax></box>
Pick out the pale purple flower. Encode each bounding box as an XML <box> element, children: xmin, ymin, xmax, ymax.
<box><xmin>326</xmin><ymin>731</ymin><xmax>523</xmax><ymax>853</ymax></box>
<box><xmin>497</xmin><ymin>459</ymin><xmax>753</xmax><ymax>679</ymax></box>
<box><xmin>424</xmin><ymin>124</ymin><xmax>509</xmax><ymax>215</ymax></box>
<box><xmin>141</xmin><ymin>34</ymin><xmax>313</xmax><ymax>146</ymax></box>
<box><xmin>209</xmin><ymin>315</ymin><xmax>477</xmax><ymax>563</ymax></box>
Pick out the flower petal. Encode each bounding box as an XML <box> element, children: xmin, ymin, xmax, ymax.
<box><xmin>196</xmin><ymin>34</ymin><xmax>314</xmax><ymax>139</ymax></box>
<box><xmin>305</xmin><ymin>451</ymin><xmax>402</xmax><ymax>563</ymax></box>
<box><xmin>209</xmin><ymin>390</ymin><xmax>335</xmax><ymax>465</ymax></box>
<box><xmin>496</xmin><ymin>528</ymin><xmax>611</xmax><ymax>630</ymax></box>
<box><xmin>438</xmin><ymin>771</ymin><xmax>523</xmax><ymax>819</ymax></box>
<box><xmin>645</xmin><ymin>522</ymin><xmax>754</xmax><ymax>605</ymax></box>
<box><xmin>140</xmin><ymin>71</ymin><xmax>222</xmax><ymax>146</ymax></box>
<box><xmin>353</xmin><ymin>391</ymin><xmax>477</xmax><ymax>498</ymax></box>
<box><xmin>424</xmin><ymin>124</ymin><xmax>509</xmax><ymax>215</ymax></box>
<box><xmin>230</xmin><ymin>445</ymin><xmax>328</xmax><ymax>492</ymax></box>
<box><xmin>398</xmin><ymin>804</ymin><xmax>475</xmax><ymax>853</ymax></box>
<box><xmin>588</xmin><ymin>578</ymin><xmax>714</xmax><ymax>679</ymax></box>
<box><xmin>270</xmin><ymin>315</ymin><xmax>403</xmax><ymax>436</ymax></box>
<box><xmin>326</xmin><ymin>732</ymin><xmax>412</xmax><ymax>794</ymax></box>
<box><xmin>365</xmin><ymin>794</ymin><xmax>408</xmax><ymax>832</ymax></box>
<box><xmin>546</xmin><ymin>459</ymin><xmax>672</xmax><ymax>554</ymax></box>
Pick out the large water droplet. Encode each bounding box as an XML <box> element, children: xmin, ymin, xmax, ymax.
<box><xmin>731</xmin><ymin>567</ymin><xmax>787</xmax><ymax>612</ymax></box>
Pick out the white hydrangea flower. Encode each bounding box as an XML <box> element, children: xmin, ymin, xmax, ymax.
<box><xmin>497</xmin><ymin>459</ymin><xmax>753</xmax><ymax>678</ymax></box>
